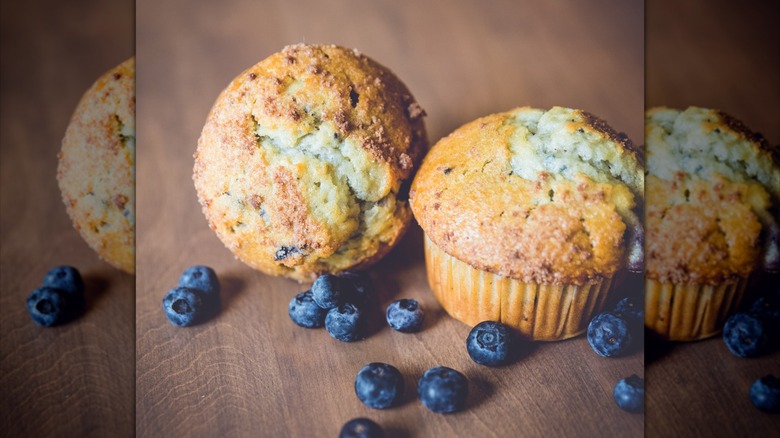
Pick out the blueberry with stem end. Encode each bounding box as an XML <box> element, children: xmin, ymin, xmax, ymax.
<box><xmin>288</xmin><ymin>290</ymin><xmax>327</xmax><ymax>328</ymax></box>
<box><xmin>723</xmin><ymin>312</ymin><xmax>769</xmax><ymax>358</ymax></box>
<box><xmin>162</xmin><ymin>287</ymin><xmax>203</xmax><ymax>327</ymax></box>
<box><xmin>325</xmin><ymin>303</ymin><xmax>364</xmax><ymax>342</ymax></box>
<box><xmin>26</xmin><ymin>287</ymin><xmax>69</xmax><ymax>327</ymax></box>
<box><xmin>614</xmin><ymin>375</ymin><xmax>644</xmax><ymax>413</ymax></box>
<box><xmin>312</xmin><ymin>274</ymin><xmax>348</xmax><ymax>309</ymax></box>
<box><xmin>587</xmin><ymin>312</ymin><xmax>632</xmax><ymax>357</ymax></box>
<box><xmin>386</xmin><ymin>299</ymin><xmax>424</xmax><ymax>333</ymax></box>
<box><xmin>467</xmin><ymin>321</ymin><xmax>512</xmax><ymax>366</ymax></box>
<box><xmin>339</xmin><ymin>418</ymin><xmax>384</xmax><ymax>438</ymax></box>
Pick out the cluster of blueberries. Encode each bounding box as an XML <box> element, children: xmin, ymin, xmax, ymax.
<box><xmin>585</xmin><ymin>295</ymin><xmax>645</xmax><ymax>413</ymax></box>
<box><xmin>288</xmin><ymin>272</ymin><xmax>425</xmax><ymax>340</ymax></box>
<box><xmin>722</xmin><ymin>293</ymin><xmax>780</xmax><ymax>413</ymax></box>
<box><xmin>161</xmin><ymin>266</ymin><xmax>221</xmax><ymax>327</ymax></box>
<box><xmin>26</xmin><ymin>266</ymin><xmax>85</xmax><ymax>327</ymax></box>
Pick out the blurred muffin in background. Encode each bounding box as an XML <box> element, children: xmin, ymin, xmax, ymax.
<box><xmin>645</xmin><ymin>106</ymin><xmax>779</xmax><ymax>341</ymax></box>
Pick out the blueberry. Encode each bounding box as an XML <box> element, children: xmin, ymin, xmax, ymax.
<box><xmin>179</xmin><ymin>265</ymin><xmax>220</xmax><ymax>296</ymax></box>
<box><xmin>339</xmin><ymin>271</ymin><xmax>373</xmax><ymax>307</ymax></box>
<box><xmin>288</xmin><ymin>290</ymin><xmax>327</xmax><ymax>328</ymax></box>
<box><xmin>614</xmin><ymin>296</ymin><xmax>643</xmax><ymax>322</ymax></box>
<box><xmin>386</xmin><ymin>299</ymin><xmax>424</xmax><ymax>333</ymax></box>
<box><xmin>613</xmin><ymin>374</ymin><xmax>644</xmax><ymax>413</ymax></box>
<box><xmin>42</xmin><ymin>265</ymin><xmax>84</xmax><ymax>295</ymax></box>
<box><xmin>26</xmin><ymin>287</ymin><xmax>68</xmax><ymax>327</ymax></box>
<box><xmin>750</xmin><ymin>375</ymin><xmax>780</xmax><ymax>413</ymax></box>
<box><xmin>417</xmin><ymin>366</ymin><xmax>468</xmax><ymax>414</ymax></box>
<box><xmin>354</xmin><ymin>363</ymin><xmax>404</xmax><ymax>409</ymax></box>
<box><xmin>162</xmin><ymin>287</ymin><xmax>203</xmax><ymax>327</ymax></box>
<box><xmin>339</xmin><ymin>418</ymin><xmax>384</xmax><ymax>438</ymax></box>
<box><xmin>466</xmin><ymin>321</ymin><xmax>512</xmax><ymax>366</ymax></box>
<box><xmin>312</xmin><ymin>274</ymin><xmax>347</xmax><ymax>309</ymax></box>
<box><xmin>723</xmin><ymin>312</ymin><xmax>768</xmax><ymax>358</ymax></box>
<box><xmin>587</xmin><ymin>312</ymin><xmax>632</xmax><ymax>357</ymax></box>
<box><xmin>325</xmin><ymin>303</ymin><xmax>364</xmax><ymax>342</ymax></box>
<box><xmin>750</xmin><ymin>294</ymin><xmax>780</xmax><ymax>319</ymax></box>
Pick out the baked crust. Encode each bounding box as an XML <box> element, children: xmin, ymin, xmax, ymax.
<box><xmin>410</xmin><ymin>107</ymin><xmax>642</xmax><ymax>285</ymax></box>
<box><xmin>57</xmin><ymin>57</ymin><xmax>135</xmax><ymax>273</ymax></box>
<box><xmin>645</xmin><ymin>106</ymin><xmax>780</xmax><ymax>283</ymax></box>
<box><xmin>194</xmin><ymin>44</ymin><xmax>427</xmax><ymax>281</ymax></box>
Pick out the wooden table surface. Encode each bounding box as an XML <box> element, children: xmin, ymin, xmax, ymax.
<box><xmin>0</xmin><ymin>0</ymin><xmax>134</xmax><ymax>437</ymax></box>
<box><xmin>646</xmin><ymin>0</ymin><xmax>780</xmax><ymax>436</ymax></box>
<box><xmin>135</xmin><ymin>1</ymin><xmax>644</xmax><ymax>437</ymax></box>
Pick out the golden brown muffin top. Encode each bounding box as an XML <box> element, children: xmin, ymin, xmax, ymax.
<box><xmin>58</xmin><ymin>57</ymin><xmax>135</xmax><ymax>274</ymax></box>
<box><xmin>646</xmin><ymin>107</ymin><xmax>780</xmax><ymax>283</ymax></box>
<box><xmin>411</xmin><ymin>107</ymin><xmax>643</xmax><ymax>285</ymax></box>
<box><xmin>194</xmin><ymin>44</ymin><xmax>426</xmax><ymax>281</ymax></box>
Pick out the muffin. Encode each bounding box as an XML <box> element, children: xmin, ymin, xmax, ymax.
<box><xmin>410</xmin><ymin>106</ymin><xmax>643</xmax><ymax>340</ymax></box>
<box><xmin>194</xmin><ymin>44</ymin><xmax>427</xmax><ymax>282</ymax></box>
<box><xmin>57</xmin><ymin>57</ymin><xmax>135</xmax><ymax>274</ymax></box>
<box><xmin>645</xmin><ymin>107</ymin><xmax>779</xmax><ymax>341</ymax></box>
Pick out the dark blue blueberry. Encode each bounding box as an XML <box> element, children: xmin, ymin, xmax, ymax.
<box><xmin>386</xmin><ymin>299</ymin><xmax>424</xmax><ymax>333</ymax></box>
<box><xmin>339</xmin><ymin>271</ymin><xmax>373</xmax><ymax>307</ymax></box>
<box><xmin>354</xmin><ymin>363</ymin><xmax>404</xmax><ymax>409</ymax></box>
<box><xmin>417</xmin><ymin>366</ymin><xmax>468</xmax><ymax>414</ymax></box>
<box><xmin>178</xmin><ymin>265</ymin><xmax>220</xmax><ymax>297</ymax></box>
<box><xmin>613</xmin><ymin>374</ymin><xmax>644</xmax><ymax>413</ymax></box>
<box><xmin>42</xmin><ymin>265</ymin><xmax>84</xmax><ymax>295</ymax></box>
<box><xmin>466</xmin><ymin>321</ymin><xmax>512</xmax><ymax>366</ymax></box>
<box><xmin>162</xmin><ymin>287</ymin><xmax>203</xmax><ymax>327</ymax></box>
<box><xmin>750</xmin><ymin>375</ymin><xmax>780</xmax><ymax>413</ymax></box>
<box><xmin>325</xmin><ymin>303</ymin><xmax>364</xmax><ymax>342</ymax></box>
<box><xmin>42</xmin><ymin>266</ymin><xmax>85</xmax><ymax>315</ymax></box>
<box><xmin>312</xmin><ymin>274</ymin><xmax>347</xmax><ymax>309</ymax></box>
<box><xmin>26</xmin><ymin>287</ymin><xmax>68</xmax><ymax>327</ymax></box>
<box><xmin>614</xmin><ymin>296</ymin><xmax>644</xmax><ymax>322</ymax></box>
<box><xmin>750</xmin><ymin>295</ymin><xmax>780</xmax><ymax>338</ymax></box>
<box><xmin>339</xmin><ymin>418</ymin><xmax>384</xmax><ymax>438</ymax></box>
<box><xmin>587</xmin><ymin>312</ymin><xmax>632</xmax><ymax>357</ymax></box>
<box><xmin>288</xmin><ymin>290</ymin><xmax>327</xmax><ymax>328</ymax></box>
<box><xmin>723</xmin><ymin>312</ymin><xmax>768</xmax><ymax>358</ymax></box>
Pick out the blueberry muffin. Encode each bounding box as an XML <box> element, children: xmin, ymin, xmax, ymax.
<box><xmin>410</xmin><ymin>106</ymin><xmax>643</xmax><ymax>340</ymax></box>
<box><xmin>645</xmin><ymin>107</ymin><xmax>779</xmax><ymax>341</ymax></box>
<box><xmin>57</xmin><ymin>57</ymin><xmax>135</xmax><ymax>274</ymax></box>
<box><xmin>194</xmin><ymin>44</ymin><xmax>427</xmax><ymax>282</ymax></box>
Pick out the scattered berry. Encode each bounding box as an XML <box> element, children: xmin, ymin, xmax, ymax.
<box><xmin>42</xmin><ymin>265</ymin><xmax>84</xmax><ymax>296</ymax></box>
<box><xmin>723</xmin><ymin>312</ymin><xmax>768</xmax><ymax>358</ymax></box>
<box><xmin>26</xmin><ymin>287</ymin><xmax>68</xmax><ymax>327</ymax></box>
<box><xmin>339</xmin><ymin>418</ymin><xmax>384</xmax><ymax>438</ymax></box>
<box><xmin>417</xmin><ymin>366</ymin><xmax>468</xmax><ymax>414</ymax></box>
<box><xmin>613</xmin><ymin>374</ymin><xmax>644</xmax><ymax>413</ymax></box>
<box><xmin>587</xmin><ymin>312</ymin><xmax>632</xmax><ymax>357</ymax></box>
<box><xmin>179</xmin><ymin>265</ymin><xmax>220</xmax><ymax>297</ymax></box>
<box><xmin>162</xmin><ymin>287</ymin><xmax>203</xmax><ymax>327</ymax></box>
<box><xmin>288</xmin><ymin>290</ymin><xmax>327</xmax><ymax>328</ymax></box>
<box><xmin>325</xmin><ymin>303</ymin><xmax>364</xmax><ymax>342</ymax></box>
<box><xmin>467</xmin><ymin>321</ymin><xmax>512</xmax><ymax>366</ymax></box>
<box><xmin>354</xmin><ymin>363</ymin><xmax>404</xmax><ymax>409</ymax></box>
<box><xmin>312</xmin><ymin>274</ymin><xmax>347</xmax><ymax>309</ymax></box>
<box><xmin>386</xmin><ymin>299</ymin><xmax>424</xmax><ymax>333</ymax></box>
<box><xmin>750</xmin><ymin>375</ymin><xmax>780</xmax><ymax>413</ymax></box>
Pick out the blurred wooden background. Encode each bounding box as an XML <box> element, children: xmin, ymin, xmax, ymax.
<box><xmin>0</xmin><ymin>0</ymin><xmax>135</xmax><ymax>436</ymax></box>
<box><xmin>646</xmin><ymin>0</ymin><xmax>780</xmax><ymax>436</ymax></box>
<box><xmin>135</xmin><ymin>0</ymin><xmax>644</xmax><ymax>437</ymax></box>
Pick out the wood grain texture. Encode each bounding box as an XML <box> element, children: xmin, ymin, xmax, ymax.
<box><xmin>646</xmin><ymin>0</ymin><xmax>780</xmax><ymax>436</ymax></box>
<box><xmin>135</xmin><ymin>0</ymin><xmax>643</xmax><ymax>436</ymax></box>
<box><xmin>0</xmin><ymin>0</ymin><xmax>134</xmax><ymax>436</ymax></box>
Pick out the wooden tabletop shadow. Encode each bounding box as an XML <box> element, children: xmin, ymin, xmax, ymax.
<box><xmin>81</xmin><ymin>274</ymin><xmax>111</xmax><ymax>318</ymax></box>
<box><xmin>465</xmin><ymin>373</ymin><xmax>495</xmax><ymax>411</ymax></box>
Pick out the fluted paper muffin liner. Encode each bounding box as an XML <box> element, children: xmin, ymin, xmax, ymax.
<box><xmin>644</xmin><ymin>278</ymin><xmax>748</xmax><ymax>341</ymax></box>
<box><xmin>424</xmin><ymin>235</ymin><xmax>613</xmax><ymax>341</ymax></box>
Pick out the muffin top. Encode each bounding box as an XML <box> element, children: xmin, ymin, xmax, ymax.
<box><xmin>411</xmin><ymin>107</ymin><xmax>643</xmax><ymax>285</ymax></box>
<box><xmin>646</xmin><ymin>107</ymin><xmax>779</xmax><ymax>283</ymax></box>
<box><xmin>58</xmin><ymin>57</ymin><xmax>135</xmax><ymax>274</ymax></box>
<box><xmin>194</xmin><ymin>44</ymin><xmax>427</xmax><ymax>281</ymax></box>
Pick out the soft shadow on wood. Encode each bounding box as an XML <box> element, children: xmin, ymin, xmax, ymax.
<box><xmin>465</xmin><ymin>374</ymin><xmax>495</xmax><ymax>411</ymax></box>
<box><xmin>82</xmin><ymin>274</ymin><xmax>111</xmax><ymax>317</ymax></box>
<box><xmin>645</xmin><ymin>329</ymin><xmax>675</xmax><ymax>365</ymax></box>
<box><xmin>215</xmin><ymin>275</ymin><xmax>244</xmax><ymax>317</ymax></box>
